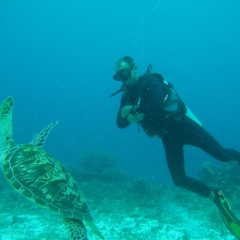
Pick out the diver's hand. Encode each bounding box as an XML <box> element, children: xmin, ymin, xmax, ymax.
<box><xmin>121</xmin><ymin>105</ymin><xmax>133</xmax><ymax>118</ymax></box>
<box><xmin>121</xmin><ymin>105</ymin><xmax>145</xmax><ymax>122</ymax></box>
<box><xmin>127</xmin><ymin>113</ymin><xmax>145</xmax><ymax>123</ymax></box>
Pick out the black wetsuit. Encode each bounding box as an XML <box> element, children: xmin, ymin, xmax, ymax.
<box><xmin>116</xmin><ymin>74</ymin><xmax>240</xmax><ymax>198</ymax></box>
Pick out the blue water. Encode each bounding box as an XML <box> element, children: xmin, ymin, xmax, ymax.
<box><xmin>0</xmin><ymin>0</ymin><xmax>240</xmax><ymax>185</ymax></box>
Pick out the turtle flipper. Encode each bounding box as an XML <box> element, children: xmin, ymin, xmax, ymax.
<box><xmin>64</xmin><ymin>217</ymin><xmax>88</xmax><ymax>240</ymax></box>
<box><xmin>29</xmin><ymin>121</ymin><xmax>58</xmax><ymax>147</ymax></box>
<box><xmin>0</xmin><ymin>96</ymin><xmax>13</xmax><ymax>119</ymax></box>
<box><xmin>86</xmin><ymin>220</ymin><xmax>104</xmax><ymax>240</ymax></box>
<box><xmin>0</xmin><ymin>96</ymin><xmax>14</xmax><ymax>147</ymax></box>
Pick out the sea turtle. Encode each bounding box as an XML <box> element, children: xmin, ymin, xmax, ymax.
<box><xmin>0</xmin><ymin>96</ymin><xmax>104</xmax><ymax>240</ymax></box>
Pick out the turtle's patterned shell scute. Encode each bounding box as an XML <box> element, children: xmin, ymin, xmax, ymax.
<box><xmin>3</xmin><ymin>144</ymin><xmax>93</xmax><ymax>222</ymax></box>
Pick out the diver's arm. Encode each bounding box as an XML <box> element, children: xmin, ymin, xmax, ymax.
<box><xmin>117</xmin><ymin>105</ymin><xmax>145</xmax><ymax>126</ymax></box>
<box><xmin>116</xmin><ymin>109</ymin><xmax>131</xmax><ymax>128</ymax></box>
<box><xmin>116</xmin><ymin>95</ymin><xmax>132</xmax><ymax>128</ymax></box>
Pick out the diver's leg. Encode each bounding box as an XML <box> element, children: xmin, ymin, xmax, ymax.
<box><xmin>182</xmin><ymin>116</ymin><xmax>240</xmax><ymax>163</ymax></box>
<box><xmin>162</xmin><ymin>136</ymin><xmax>211</xmax><ymax>198</ymax></box>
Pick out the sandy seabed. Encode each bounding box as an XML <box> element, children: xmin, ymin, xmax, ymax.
<box><xmin>0</xmin><ymin>174</ymin><xmax>238</xmax><ymax>240</ymax></box>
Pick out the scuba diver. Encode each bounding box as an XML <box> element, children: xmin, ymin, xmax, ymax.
<box><xmin>111</xmin><ymin>56</ymin><xmax>240</xmax><ymax>239</ymax></box>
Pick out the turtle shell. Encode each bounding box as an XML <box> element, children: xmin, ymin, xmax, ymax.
<box><xmin>2</xmin><ymin>144</ymin><xmax>93</xmax><ymax>222</ymax></box>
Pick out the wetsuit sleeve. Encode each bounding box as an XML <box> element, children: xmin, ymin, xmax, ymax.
<box><xmin>116</xmin><ymin>93</ymin><xmax>131</xmax><ymax>129</ymax></box>
<box><xmin>138</xmin><ymin>77</ymin><xmax>165</xmax><ymax>117</ymax></box>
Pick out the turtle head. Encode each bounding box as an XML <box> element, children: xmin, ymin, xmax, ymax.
<box><xmin>0</xmin><ymin>96</ymin><xmax>14</xmax><ymax>154</ymax></box>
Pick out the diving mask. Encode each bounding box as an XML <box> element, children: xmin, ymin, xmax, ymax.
<box><xmin>113</xmin><ymin>64</ymin><xmax>134</xmax><ymax>81</ymax></box>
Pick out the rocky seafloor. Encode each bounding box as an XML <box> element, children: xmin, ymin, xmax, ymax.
<box><xmin>0</xmin><ymin>158</ymin><xmax>239</xmax><ymax>240</ymax></box>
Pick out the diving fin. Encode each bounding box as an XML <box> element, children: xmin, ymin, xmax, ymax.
<box><xmin>214</xmin><ymin>189</ymin><xmax>240</xmax><ymax>239</ymax></box>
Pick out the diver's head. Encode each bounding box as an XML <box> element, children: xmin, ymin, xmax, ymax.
<box><xmin>113</xmin><ymin>56</ymin><xmax>138</xmax><ymax>87</ymax></box>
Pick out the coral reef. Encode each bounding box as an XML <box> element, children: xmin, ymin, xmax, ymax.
<box><xmin>0</xmin><ymin>174</ymin><xmax>234</xmax><ymax>240</ymax></box>
<box><xmin>200</xmin><ymin>161</ymin><xmax>240</xmax><ymax>211</ymax></box>
<box><xmin>1</xmin><ymin>157</ymin><xmax>239</xmax><ymax>239</ymax></box>
<box><xmin>79</xmin><ymin>148</ymin><xmax>116</xmax><ymax>173</ymax></box>
<box><xmin>75</xmin><ymin>148</ymin><xmax>131</xmax><ymax>182</ymax></box>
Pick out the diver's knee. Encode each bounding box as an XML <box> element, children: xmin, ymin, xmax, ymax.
<box><xmin>172</xmin><ymin>177</ymin><xmax>188</xmax><ymax>188</ymax></box>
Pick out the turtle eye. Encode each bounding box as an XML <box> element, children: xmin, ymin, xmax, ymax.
<box><xmin>5</xmin><ymin>136</ymin><xmax>10</xmax><ymax>141</ymax></box>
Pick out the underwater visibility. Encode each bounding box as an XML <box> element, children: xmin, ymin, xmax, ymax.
<box><xmin>1</xmin><ymin>1</ymin><xmax>240</xmax><ymax>239</ymax></box>
<box><xmin>0</xmin><ymin>96</ymin><xmax>240</xmax><ymax>239</ymax></box>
